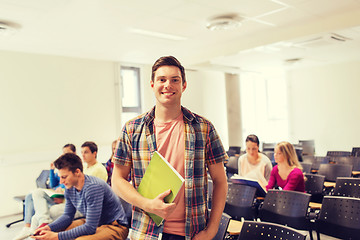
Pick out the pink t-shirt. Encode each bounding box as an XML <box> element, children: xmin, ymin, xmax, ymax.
<box><xmin>154</xmin><ymin>113</ymin><xmax>185</xmax><ymax>236</ymax></box>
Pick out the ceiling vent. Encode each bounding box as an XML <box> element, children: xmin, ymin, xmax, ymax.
<box><xmin>0</xmin><ymin>22</ymin><xmax>18</xmax><ymax>36</ymax></box>
<box><xmin>284</xmin><ymin>58</ymin><xmax>303</xmax><ymax>65</ymax></box>
<box><xmin>293</xmin><ymin>33</ymin><xmax>352</xmax><ymax>48</ymax></box>
<box><xmin>206</xmin><ymin>14</ymin><xmax>243</xmax><ymax>31</ymax></box>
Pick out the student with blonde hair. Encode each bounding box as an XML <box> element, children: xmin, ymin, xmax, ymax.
<box><xmin>266</xmin><ymin>141</ymin><xmax>305</xmax><ymax>192</ymax></box>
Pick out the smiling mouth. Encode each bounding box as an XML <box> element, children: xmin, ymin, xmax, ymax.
<box><xmin>162</xmin><ymin>92</ymin><xmax>175</xmax><ymax>96</ymax></box>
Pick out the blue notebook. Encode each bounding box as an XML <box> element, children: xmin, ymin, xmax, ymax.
<box><xmin>230</xmin><ymin>176</ymin><xmax>267</xmax><ymax>197</ymax></box>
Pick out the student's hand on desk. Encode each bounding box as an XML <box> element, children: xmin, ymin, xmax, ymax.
<box><xmin>146</xmin><ymin>189</ymin><xmax>176</xmax><ymax>219</ymax></box>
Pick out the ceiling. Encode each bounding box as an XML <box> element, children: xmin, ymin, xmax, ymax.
<box><xmin>1</xmin><ymin>0</ymin><xmax>360</xmax><ymax>71</ymax></box>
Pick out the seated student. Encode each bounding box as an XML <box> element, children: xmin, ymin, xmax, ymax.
<box><xmin>32</xmin><ymin>153</ymin><xmax>129</xmax><ymax>240</ymax></box>
<box><xmin>266</xmin><ymin>141</ymin><xmax>305</xmax><ymax>192</ymax></box>
<box><xmin>105</xmin><ymin>140</ymin><xmax>117</xmax><ymax>186</ymax></box>
<box><xmin>238</xmin><ymin>134</ymin><xmax>272</xmax><ymax>189</ymax></box>
<box><xmin>48</xmin><ymin>141</ymin><xmax>108</xmax><ymax>222</ymax></box>
<box><xmin>81</xmin><ymin>141</ymin><xmax>107</xmax><ymax>182</ymax></box>
<box><xmin>13</xmin><ymin>144</ymin><xmax>75</xmax><ymax>240</ymax></box>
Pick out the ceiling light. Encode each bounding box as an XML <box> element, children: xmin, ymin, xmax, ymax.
<box><xmin>206</xmin><ymin>14</ymin><xmax>243</xmax><ymax>31</ymax></box>
<box><xmin>129</xmin><ymin>28</ymin><xmax>187</xmax><ymax>41</ymax></box>
<box><xmin>0</xmin><ymin>22</ymin><xmax>18</xmax><ymax>36</ymax></box>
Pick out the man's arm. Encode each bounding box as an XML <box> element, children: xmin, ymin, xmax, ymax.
<box><xmin>111</xmin><ymin>163</ymin><xmax>176</xmax><ymax>219</ymax></box>
<box><xmin>193</xmin><ymin>162</ymin><xmax>228</xmax><ymax>240</ymax></box>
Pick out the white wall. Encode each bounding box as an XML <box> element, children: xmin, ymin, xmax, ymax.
<box><xmin>287</xmin><ymin>60</ymin><xmax>360</xmax><ymax>155</ymax></box>
<box><xmin>0</xmin><ymin>52</ymin><xmax>229</xmax><ymax>217</ymax></box>
<box><xmin>0</xmin><ymin>50</ymin><xmax>118</xmax><ymax>216</ymax></box>
<box><xmin>183</xmin><ymin>70</ymin><xmax>229</xmax><ymax>149</ymax></box>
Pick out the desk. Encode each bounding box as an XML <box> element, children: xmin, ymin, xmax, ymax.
<box><xmin>227</xmin><ymin>219</ymin><xmax>243</xmax><ymax>235</ymax></box>
<box><xmin>352</xmin><ymin>171</ymin><xmax>360</xmax><ymax>176</ymax></box>
<box><xmin>324</xmin><ymin>182</ymin><xmax>336</xmax><ymax>188</ymax></box>
<box><xmin>309</xmin><ymin>202</ymin><xmax>322</xmax><ymax>210</ymax></box>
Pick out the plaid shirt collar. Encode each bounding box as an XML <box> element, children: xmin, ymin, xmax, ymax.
<box><xmin>144</xmin><ymin>106</ymin><xmax>198</xmax><ymax>126</ymax></box>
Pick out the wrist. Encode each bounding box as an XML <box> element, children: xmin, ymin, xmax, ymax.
<box><xmin>142</xmin><ymin>198</ymin><xmax>152</xmax><ymax>212</ymax></box>
<box><xmin>204</xmin><ymin>224</ymin><xmax>217</xmax><ymax>237</ymax></box>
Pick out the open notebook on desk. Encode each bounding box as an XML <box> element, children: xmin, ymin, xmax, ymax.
<box><xmin>230</xmin><ymin>175</ymin><xmax>267</xmax><ymax>197</ymax></box>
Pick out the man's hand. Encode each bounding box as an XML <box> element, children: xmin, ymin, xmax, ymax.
<box><xmin>192</xmin><ymin>228</ymin><xmax>217</xmax><ymax>240</ymax></box>
<box><xmin>32</xmin><ymin>225</ymin><xmax>50</xmax><ymax>236</ymax></box>
<box><xmin>31</xmin><ymin>230</ymin><xmax>58</xmax><ymax>240</ymax></box>
<box><xmin>31</xmin><ymin>225</ymin><xmax>59</xmax><ymax>240</ymax></box>
<box><xmin>145</xmin><ymin>189</ymin><xmax>176</xmax><ymax>219</ymax></box>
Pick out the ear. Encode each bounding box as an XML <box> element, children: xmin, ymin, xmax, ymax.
<box><xmin>75</xmin><ymin>168</ymin><xmax>81</xmax><ymax>176</ymax></box>
<box><xmin>182</xmin><ymin>81</ymin><xmax>187</xmax><ymax>92</ymax></box>
<box><xmin>150</xmin><ymin>80</ymin><xmax>154</xmax><ymax>88</ymax></box>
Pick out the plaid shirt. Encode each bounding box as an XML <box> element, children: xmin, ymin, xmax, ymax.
<box><xmin>113</xmin><ymin>106</ymin><xmax>227</xmax><ymax>240</ymax></box>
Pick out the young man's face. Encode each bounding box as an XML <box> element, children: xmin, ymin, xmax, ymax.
<box><xmin>81</xmin><ymin>146</ymin><xmax>96</xmax><ymax>164</ymax></box>
<box><xmin>151</xmin><ymin>65</ymin><xmax>187</xmax><ymax>107</ymax></box>
<box><xmin>59</xmin><ymin>168</ymin><xmax>80</xmax><ymax>189</ymax></box>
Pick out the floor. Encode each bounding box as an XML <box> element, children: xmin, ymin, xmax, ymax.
<box><xmin>0</xmin><ymin>214</ymin><xmax>30</xmax><ymax>240</ymax></box>
<box><xmin>0</xmin><ymin>213</ymin><xmax>340</xmax><ymax>240</ymax></box>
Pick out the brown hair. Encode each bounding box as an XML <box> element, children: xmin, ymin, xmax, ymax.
<box><xmin>63</xmin><ymin>143</ymin><xmax>76</xmax><ymax>153</ymax></box>
<box><xmin>54</xmin><ymin>153</ymin><xmax>83</xmax><ymax>173</ymax></box>
<box><xmin>151</xmin><ymin>56</ymin><xmax>186</xmax><ymax>84</ymax></box>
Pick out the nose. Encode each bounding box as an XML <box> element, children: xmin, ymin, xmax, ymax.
<box><xmin>164</xmin><ymin>80</ymin><xmax>170</xmax><ymax>88</ymax></box>
<box><xmin>60</xmin><ymin>178</ymin><xmax>65</xmax><ymax>184</ymax></box>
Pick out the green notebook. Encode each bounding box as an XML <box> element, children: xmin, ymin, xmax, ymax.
<box><xmin>137</xmin><ymin>151</ymin><xmax>185</xmax><ymax>226</ymax></box>
<box><xmin>42</xmin><ymin>189</ymin><xmax>65</xmax><ymax>198</ymax></box>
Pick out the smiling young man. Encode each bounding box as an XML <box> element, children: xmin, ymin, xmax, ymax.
<box><xmin>32</xmin><ymin>153</ymin><xmax>129</xmax><ymax>240</ymax></box>
<box><xmin>112</xmin><ymin>56</ymin><xmax>228</xmax><ymax>240</ymax></box>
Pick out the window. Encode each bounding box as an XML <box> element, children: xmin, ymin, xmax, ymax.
<box><xmin>239</xmin><ymin>70</ymin><xmax>288</xmax><ymax>144</ymax></box>
<box><xmin>120</xmin><ymin>66</ymin><xmax>141</xmax><ymax>127</ymax></box>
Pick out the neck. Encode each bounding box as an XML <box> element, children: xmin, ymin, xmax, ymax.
<box><xmin>86</xmin><ymin>159</ymin><xmax>97</xmax><ymax>168</ymax></box>
<box><xmin>278</xmin><ymin>161</ymin><xmax>292</xmax><ymax>170</ymax></box>
<box><xmin>155</xmin><ymin>104</ymin><xmax>182</xmax><ymax>122</ymax></box>
<box><xmin>247</xmin><ymin>153</ymin><xmax>259</xmax><ymax>164</ymax></box>
<box><xmin>75</xmin><ymin>173</ymin><xmax>85</xmax><ymax>191</ymax></box>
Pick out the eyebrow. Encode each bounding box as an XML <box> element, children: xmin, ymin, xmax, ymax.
<box><xmin>156</xmin><ymin>75</ymin><xmax>181</xmax><ymax>79</ymax></box>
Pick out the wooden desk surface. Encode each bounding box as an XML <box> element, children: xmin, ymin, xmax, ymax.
<box><xmin>309</xmin><ymin>202</ymin><xmax>322</xmax><ymax>209</ymax></box>
<box><xmin>353</xmin><ymin>171</ymin><xmax>360</xmax><ymax>176</ymax></box>
<box><xmin>324</xmin><ymin>181</ymin><xmax>336</xmax><ymax>188</ymax></box>
<box><xmin>227</xmin><ymin>219</ymin><xmax>243</xmax><ymax>235</ymax></box>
